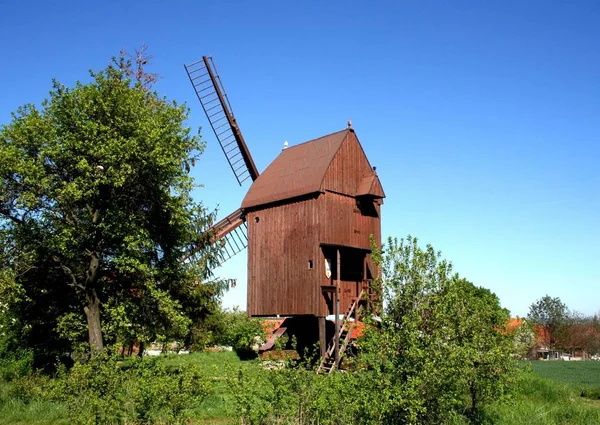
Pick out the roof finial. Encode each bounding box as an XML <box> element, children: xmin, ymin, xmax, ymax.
<box><xmin>283</xmin><ymin>140</ymin><xmax>288</xmax><ymax>150</ymax></box>
<box><xmin>347</xmin><ymin>119</ymin><xmax>352</xmax><ymax>129</ymax></box>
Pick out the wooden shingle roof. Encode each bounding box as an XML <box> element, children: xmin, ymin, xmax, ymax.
<box><xmin>241</xmin><ymin>129</ymin><xmax>349</xmax><ymax>209</ymax></box>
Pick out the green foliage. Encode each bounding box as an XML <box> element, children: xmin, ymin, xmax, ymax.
<box><xmin>0</xmin><ymin>349</ymin><xmax>33</xmax><ymax>382</ymax></box>
<box><xmin>0</xmin><ymin>50</ymin><xmax>228</xmax><ymax>361</ymax></box>
<box><xmin>47</xmin><ymin>351</ymin><xmax>210</xmax><ymax>424</ymax></box>
<box><xmin>5</xmin><ymin>351</ymin><xmax>600</xmax><ymax>425</ymax></box>
<box><xmin>356</xmin><ymin>235</ymin><xmax>517</xmax><ymax>422</ymax></box>
<box><xmin>187</xmin><ymin>306</ymin><xmax>265</xmax><ymax>356</ymax></box>
<box><xmin>126</xmin><ymin>357</ymin><xmax>210</xmax><ymax>424</ymax></box>
<box><xmin>528</xmin><ymin>295</ymin><xmax>569</xmax><ymax>350</ymax></box>
<box><xmin>230</xmin><ymin>363</ymin><xmax>370</xmax><ymax>425</ymax></box>
<box><xmin>51</xmin><ymin>353</ymin><xmax>127</xmax><ymax>424</ymax></box>
<box><xmin>220</xmin><ymin>308</ymin><xmax>265</xmax><ymax>357</ymax></box>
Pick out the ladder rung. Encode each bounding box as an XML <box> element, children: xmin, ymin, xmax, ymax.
<box><xmin>197</xmin><ymin>87</ymin><xmax>214</xmax><ymax>95</ymax></box>
<box><xmin>187</xmin><ymin>67</ymin><xmax>207</xmax><ymax>76</ymax></box>
<box><xmin>194</xmin><ymin>78</ymin><xmax>212</xmax><ymax>86</ymax></box>
<box><xmin>190</xmin><ymin>72</ymin><xmax>209</xmax><ymax>81</ymax></box>
<box><xmin>205</xmin><ymin>104</ymin><xmax>221</xmax><ymax>113</ymax></box>
<box><xmin>204</xmin><ymin>97</ymin><xmax>220</xmax><ymax>106</ymax></box>
<box><xmin>221</xmin><ymin>135</ymin><xmax>236</xmax><ymax>146</ymax></box>
<box><xmin>227</xmin><ymin>146</ymin><xmax>241</xmax><ymax>156</ymax></box>
<box><xmin>217</xmin><ymin>127</ymin><xmax>232</xmax><ymax>137</ymax></box>
<box><xmin>209</xmin><ymin>109</ymin><xmax>225</xmax><ymax>119</ymax></box>
<box><xmin>212</xmin><ymin>116</ymin><xmax>227</xmax><ymax>124</ymax></box>
<box><xmin>214</xmin><ymin>122</ymin><xmax>229</xmax><ymax>131</ymax></box>
<box><xmin>186</xmin><ymin>59</ymin><xmax>206</xmax><ymax>68</ymax></box>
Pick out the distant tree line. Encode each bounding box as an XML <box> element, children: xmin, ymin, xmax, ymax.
<box><xmin>525</xmin><ymin>295</ymin><xmax>600</xmax><ymax>359</ymax></box>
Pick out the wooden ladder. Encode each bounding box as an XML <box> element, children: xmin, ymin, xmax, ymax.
<box><xmin>317</xmin><ymin>290</ymin><xmax>364</xmax><ymax>374</ymax></box>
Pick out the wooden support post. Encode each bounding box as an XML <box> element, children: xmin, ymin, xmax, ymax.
<box><xmin>318</xmin><ymin>316</ymin><xmax>326</xmax><ymax>359</ymax></box>
<box><xmin>334</xmin><ymin>249</ymin><xmax>340</xmax><ymax>367</ymax></box>
<box><xmin>363</xmin><ymin>255</ymin><xmax>368</xmax><ymax>312</ymax></box>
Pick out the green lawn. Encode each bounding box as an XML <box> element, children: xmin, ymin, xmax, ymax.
<box><xmin>531</xmin><ymin>360</ymin><xmax>600</xmax><ymax>389</ymax></box>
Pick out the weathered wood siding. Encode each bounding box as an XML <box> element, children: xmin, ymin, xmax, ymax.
<box><xmin>319</xmin><ymin>192</ymin><xmax>381</xmax><ymax>250</ymax></box>
<box><xmin>246</xmin><ymin>196</ymin><xmax>321</xmax><ymax>316</ymax></box>
<box><xmin>322</xmin><ymin>131</ymin><xmax>373</xmax><ymax>196</ymax></box>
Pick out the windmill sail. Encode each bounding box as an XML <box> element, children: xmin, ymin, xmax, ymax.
<box><xmin>184</xmin><ymin>56</ymin><xmax>259</xmax><ymax>185</ymax></box>
<box><xmin>211</xmin><ymin>208</ymin><xmax>247</xmax><ymax>263</ymax></box>
<box><xmin>179</xmin><ymin>208</ymin><xmax>247</xmax><ymax>265</ymax></box>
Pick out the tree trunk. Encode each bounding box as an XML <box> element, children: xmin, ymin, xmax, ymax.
<box><xmin>84</xmin><ymin>289</ymin><xmax>104</xmax><ymax>355</ymax></box>
<box><xmin>470</xmin><ymin>383</ymin><xmax>477</xmax><ymax>415</ymax></box>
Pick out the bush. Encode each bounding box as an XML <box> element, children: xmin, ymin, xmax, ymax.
<box><xmin>0</xmin><ymin>349</ymin><xmax>33</xmax><ymax>382</ymax></box>
<box><xmin>126</xmin><ymin>357</ymin><xmax>210</xmax><ymax>424</ymax></box>
<box><xmin>49</xmin><ymin>350</ymin><xmax>211</xmax><ymax>424</ymax></box>
<box><xmin>51</xmin><ymin>352</ymin><xmax>127</xmax><ymax>424</ymax></box>
<box><xmin>219</xmin><ymin>308</ymin><xmax>265</xmax><ymax>358</ymax></box>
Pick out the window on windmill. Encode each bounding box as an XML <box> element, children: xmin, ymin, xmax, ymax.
<box><xmin>308</xmin><ymin>260</ymin><xmax>314</xmax><ymax>269</ymax></box>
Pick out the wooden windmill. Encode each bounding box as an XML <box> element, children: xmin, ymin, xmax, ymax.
<box><xmin>184</xmin><ymin>57</ymin><xmax>385</xmax><ymax>372</ymax></box>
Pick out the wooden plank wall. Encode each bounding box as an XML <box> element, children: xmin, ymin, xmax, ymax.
<box><xmin>246</xmin><ymin>196</ymin><xmax>321</xmax><ymax>316</ymax></box>
<box><xmin>319</xmin><ymin>193</ymin><xmax>381</xmax><ymax>250</ymax></box>
<box><xmin>322</xmin><ymin>131</ymin><xmax>373</xmax><ymax>196</ymax></box>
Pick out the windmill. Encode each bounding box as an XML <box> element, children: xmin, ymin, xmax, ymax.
<box><xmin>184</xmin><ymin>56</ymin><xmax>385</xmax><ymax>372</ymax></box>
<box><xmin>184</xmin><ymin>57</ymin><xmax>256</xmax><ymax>263</ymax></box>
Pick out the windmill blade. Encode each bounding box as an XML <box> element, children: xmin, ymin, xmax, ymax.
<box><xmin>179</xmin><ymin>208</ymin><xmax>247</xmax><ymax>265</ymax></box>
<box><xmin>184</xmin><ymin>56</ymin><xmax>259</xmax><ymax>186</ymax></box>
<box><xmin>211</xmin><ymin>208</ymin><xmax>248</xmax><ymax>264</ymax></box>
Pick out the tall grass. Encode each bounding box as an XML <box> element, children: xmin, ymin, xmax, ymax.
<box><xmin>0</xmin><ymin>381</ymin><xmax>67</xmax><ymax>425</ymax></box>
<box><xmin>2</xmin><ymin>353</ymin><xmax>600</xmax><ymax>424</ymax></box>
<box><xmin>479</xmin><ymin>372</ymin><xmax>600</xmax><ymax>425</ymax></box>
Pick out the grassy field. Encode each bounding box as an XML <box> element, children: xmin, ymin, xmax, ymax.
<box><xmin>480</xmin><ymin>372</ymin><xmax>600</xmax><ymax>425</ymax></box>
<box><xmin>3</xmin><ymin>354</ymin><xmax>600</xmax><ymax>424</ymax></box>
<box><xmin>0</xmin><ymin>351</ymin><xmax>250</xmax><ymax>425</ymax></box>
<box><xmin>531</xmin><ymin>360</ymin><xmax>600</xmax><ymax>389</ymax></box>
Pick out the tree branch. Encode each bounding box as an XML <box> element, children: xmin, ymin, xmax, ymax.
<box><xmin>51</xmin><ymin>257</ymin><xmax>85</xmax><ymax>291</ymax></box>
<box><xmin>0</xmin><ymin>207</ymin><xmax>24</xmax><ymax>225</ymax></box>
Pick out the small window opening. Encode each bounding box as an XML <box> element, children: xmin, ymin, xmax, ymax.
<box><xmin>308</xmin><ymin>260</ymin><xmax>314</xmax><ymax>269</ymax></box>
<box><xmin>255</xmin><ymin>216</ymin><xmax>260</xmax><ymax>223</ymax></box>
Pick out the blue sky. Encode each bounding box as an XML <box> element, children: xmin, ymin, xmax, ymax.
<box><xmin>1</xmin><ymin>1</ymin><xmax>598</xmax><ymax>317</ymax></box>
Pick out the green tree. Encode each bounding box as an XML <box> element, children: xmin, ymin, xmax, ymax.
<box><xmin>358</xmin><ymin>236</ymin><xmax>515</xmax><ymax>423</ymax></box>
<box><xmin>527</xmin><ymin>295</ymin><xmax>569</xmax><ymax>351</ymax></box>
<box><xmin>0</xmin><ymin>51</ymin><xmax>226</xmax><ymax>361</ymax></box>
<box><xmin>449</xmin><ymin>278</ymin><xmax>515</xmax><ymax>415</ymax></box>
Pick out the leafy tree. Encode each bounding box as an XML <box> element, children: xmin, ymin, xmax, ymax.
<box><xmin>527</xmin><ymin>295</ymin><xmax>569</xmax><ymax>351</ymax></box>
<box><xmin>358</xmin><ymin>236</ymin><xmax>515</xmax><ymax>423</ymax></box>
<box><xmin>448</xmin><ymin>278</ymin><xmax>515</xmax><ymax>414</ymax></box>
<box><xmin>0</xmin><ymin>51</ymin><xmax>226</xmax><ymax>362</ymax></box>
<box><xmin>561</xmin><ymin>312</ymin><xmax>600</xmax><ymax>358</ymax></box>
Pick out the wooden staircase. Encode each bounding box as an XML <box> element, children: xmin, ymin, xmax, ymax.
<box><xmin>317</xmin><ymin>290</ymin><xmax>364</xmax><ymax>374</ymax></box>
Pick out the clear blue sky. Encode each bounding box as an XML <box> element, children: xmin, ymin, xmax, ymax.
<box><xmin>1</xmin><ymin>1</ymin><xmax>598</xmax><ymax>318</ymax></box>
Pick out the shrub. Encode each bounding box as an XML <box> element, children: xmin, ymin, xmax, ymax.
<box><xmin>220</xmin><ymin>308</ymin><xmax>265</xmax><ymax>358</ymax></box>
<box><xmin>49</xmin><ymin>350</ymin><xmax>211</xmax><ymax>424</ymax></box>
<box><xmin>51</xmin><ymin>352</ymin><xmax>127</xmax><ymax>424</ymax></box>
<box><xmin>0</xmin><ymin>349</ymin><xmax>33</xmax><ymax>382</ymax></box>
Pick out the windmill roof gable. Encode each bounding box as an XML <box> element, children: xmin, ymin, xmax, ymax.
<box><xmin>241</xmin><ymin>129</ymin><xmax>349</xmax><ymax>209</ymax></box>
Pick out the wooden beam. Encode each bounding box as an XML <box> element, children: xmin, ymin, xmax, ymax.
<box><xmin>334</xmin><ymin>249</ymin><xmax>340</xmax><ymax>367</ymax></box>
<box><xmin>318</xmin><ymin>316</ymin><xmax>326</xmax><ymax>359</ymax></box>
